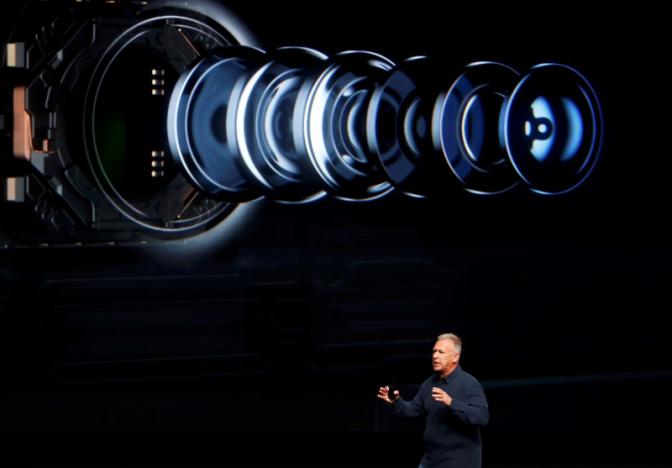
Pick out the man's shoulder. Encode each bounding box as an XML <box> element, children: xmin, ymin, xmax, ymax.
<box><xmin>457</xmin><ymin>368</ymin><xmax>483</xmax><ymax>387</ymax></box>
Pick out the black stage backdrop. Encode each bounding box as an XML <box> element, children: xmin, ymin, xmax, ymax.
<box><xmin>1</xmin><ymin>1</ymin><xmax>670</xmax><ymax>467</ymax></box>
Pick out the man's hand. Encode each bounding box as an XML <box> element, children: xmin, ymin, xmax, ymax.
<box><xmin>377</xmin><ymin>385</ymin><xmax>399</xmax><ymax>404</ymax></box>
<box><xmin>431</xmin><ymin>387</ymin><xmax>453</xmax><ymax>406</ymax></box>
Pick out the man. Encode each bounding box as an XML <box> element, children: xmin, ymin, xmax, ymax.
<box><xmin>377</xmin><ymin>333</ymin><xmax>489</xmax><ymax>468</ymax></box>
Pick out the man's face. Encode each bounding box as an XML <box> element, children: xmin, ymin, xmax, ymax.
<box><xmin>432</xmin><ymin>339</ymin><xmax>460</xmax><ymax>375</ymax></box>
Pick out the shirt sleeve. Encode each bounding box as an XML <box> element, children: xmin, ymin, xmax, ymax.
<box><xmin>392</xmin><ymin>381</ymin><xmax>427</xmax><ymax>419</ymax></box>
<box><xmin>447</xmin><ymin>380</ymin><xmax>489</xmax><ymax>426</ymax></box>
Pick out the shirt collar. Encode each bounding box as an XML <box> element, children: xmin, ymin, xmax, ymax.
<box><xmin>435</xmin><ymin>365</ymin><xmax>461</xmax><ymax>384</ymax></box>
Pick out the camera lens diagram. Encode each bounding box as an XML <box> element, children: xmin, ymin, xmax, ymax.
<box><xmin>1</xmin><ymin>0</ymin><xmax>602</xmax><ymax>245</ymax></box>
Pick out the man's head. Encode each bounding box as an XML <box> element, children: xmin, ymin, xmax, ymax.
<box><xmin>432</xmin><ymin>333</ymin><xmax>462</xmax><ymax>377</ymax></box>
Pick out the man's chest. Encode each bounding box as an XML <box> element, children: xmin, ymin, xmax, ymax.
<box><xmin>423</xmin><ymin>379</ymin><xmax>466</xmax><ymax>411</ymax></box>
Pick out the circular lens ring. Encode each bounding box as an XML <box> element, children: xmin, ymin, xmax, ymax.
<box><xmin>235</xmin><ymin>46</ymin><xmax>329</xmax><ymax>204</ymax></box>
<box><xmin>439</xmin><ymin>62</ymin><xmax>520</xmax><ymax>195</ymax></box>
<box><xmin>85</xmin><ymin>15</ymin><xmax>249</xmax><ymax>234</ymax></box>
<box><xmin>370</xmin><ymin>56</ymin><xmax>463</xmax><ymax>198</ymax></box>
<box><xmin>304</xmin><ymin>50</ymin><xmax>396</xmax><ymax>202</ymax></box>
<box><xmin>168</xmin><ymin>46</ymin><xmax>267</xmax><ymax>202</ymax></box>
<box><xmin>504</xmin><ymin>63</ymin><xmax>603</xmax><ymax>195</ymax></box>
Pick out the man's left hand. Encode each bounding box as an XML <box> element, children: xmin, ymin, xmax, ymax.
<box><xmin>431</xmin><ymin>387</ymin><xmax>453</xmax><ymax>406</ymax></box>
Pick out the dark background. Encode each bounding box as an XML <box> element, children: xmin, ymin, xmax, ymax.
<box><xmin>1</xmin><ymin>1</ymin><xmax>671</xmax><ymax>467</ymax></box>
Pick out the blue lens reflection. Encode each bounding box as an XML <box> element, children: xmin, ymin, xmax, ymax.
<box><xmin>505</xmin><ymin>64</ymin><xmax>602</xmax><ymax>195</ymax></box>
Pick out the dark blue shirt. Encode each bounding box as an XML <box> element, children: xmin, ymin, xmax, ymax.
<box><xmin>392</xmin><ymin>366</ymin><xmax>489</xmax><ymax>468</ymax></box>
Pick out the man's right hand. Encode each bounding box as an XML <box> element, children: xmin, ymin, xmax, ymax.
<box><xmin>377</xmin><ymin>385</ymin><xmax>399</xmax><ymax>404</ymax></box>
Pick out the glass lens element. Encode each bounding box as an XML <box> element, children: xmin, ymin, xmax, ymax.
<box><xmin>235</xmin><ymin>47</ymin><xmax>329</xmax><ymax>204</ymax></box>
<box><xmin>439</xmin><ymin>62</ymin><xmax>520</xmax><ymax>195</ymax></box>
<box><xmin>304</xmin><ymin>51</ymin><xmax>396</xmax><ymax>201</ymax></box>
<box><xmin>505</xmin><ymin>64</ymin><xmax>603</xmax><ymax>195</ymax></box>
<box><xmin>168</xmin><ymin>47</ymin><xmax>266</xmax><ymax>202</ymax></box>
